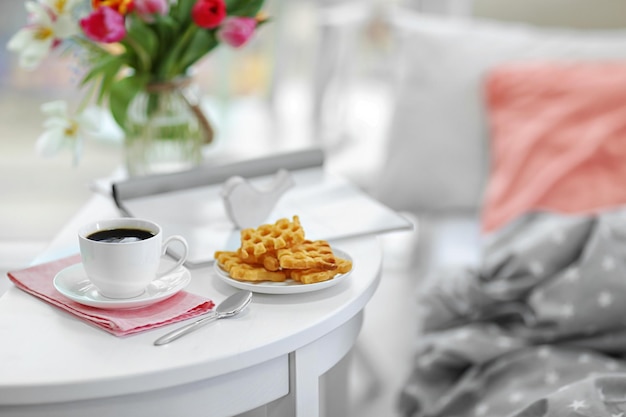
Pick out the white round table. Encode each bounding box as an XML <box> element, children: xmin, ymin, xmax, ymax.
<box><xmin>0</xmin><ymin>193</ymin><xmax>383</xmax><ymax>417</ymax></box>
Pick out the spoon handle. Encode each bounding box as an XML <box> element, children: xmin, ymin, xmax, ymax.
<box><xmin>154</xmin><ymin>312</ymin><xmax>219</xmax><ymax>346</ymax></box>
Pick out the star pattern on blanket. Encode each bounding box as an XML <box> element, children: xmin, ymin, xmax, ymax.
<box><xmin>474</xmin><ymin>402</ymin><xmax>489</xmax><ymax>416</ymax></box>
<box><xmin>551</xmin><ymin>230</ymin><xmax>566</xmax><ymax>244</ymax></box>
<box><xmin>456</xmin><ymin>329</ymin><xmax>472</xmax><ymax>340</ymax></box>
<box><xmin>563</xmin><ymin>268</ymin><xmax>580</xmax><ymax>282</ymax></box>
<box><xmin>545</xmin><ymin>370</ymin><xmax>560</xmax><ymax>384</ymax></box>
<box><xmin>602</xmin><ymin>255</ymin><xmax>616</xmax><ymax>271</ymax></box>
<box><xmin>568</xmin><ymin>399</ymin><xmax>588</xmax><ymax>411</ymax></box>
<box><xmin>561</xmin><ymin>304</ymin><xmax>575</xmax><ymax>318</ymax></box>
<box><xmin>519</xmin><ymin>215</ymin><xmax>626</xmax><ymax>338</ymax></box>
<box><xmin>598</xmin><ymin>291</ymin><xmax>614</xmax><ymax>308</ymax></box>
<box><xmin>508</xmin><ymin>392</ymin><xmax>524</xmax><ymax>403</ymax></box>
<box><xmin>537</xmin><ymin>346</ymin><xmax>552</xmax><ymax>358</ymax></box>
<box><xmin>577</xmin><ymin>353</ymin><xmax>591</xmax><ymax>364</ymax></box>
<box><xmin>606</xmin><ymin>361</ymin><xmax>620</xmax><ymax>371</ymax></box>
<box><xmin>399</xmin><ymin>212</ymin><xmax>626</xmax><ymax>417</ymax></box>
<box><xmin>496</xmin><ymin>336</ymin><xmax>515</xmax><ymax>348</ymax></box>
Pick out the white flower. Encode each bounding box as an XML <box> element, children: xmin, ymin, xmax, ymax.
<box><xmin>40</xmin><ymin>0</ymin><xmax>82</xmax><ymax>37</ymax></box>
<box><xmin>41</xmin><ymin>0</ymin><xmax>81</xmax><ymax>16</ymax></box>
<box><xmin>7</xmin><ymin>1</ymin><xmax>79</xmax><ymax>70</ymax></box>
<box><xmin>36</xmin><ymin>100</ymin><xmax>100</xmax><ymax>164</ymax></box>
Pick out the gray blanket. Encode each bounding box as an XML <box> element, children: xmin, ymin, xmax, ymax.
<box><xmin>399</xmin><ymin>209</ymin><xmax>626</xmax><ymax>417</ymax></box>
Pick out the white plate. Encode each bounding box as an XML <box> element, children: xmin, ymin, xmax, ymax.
<box><xmin>213</xmin><ymin>248</ymin><xmax>353</xmax><ymax>294</ymax></box>
<box><xmin>53</xmin><ymin>263</ymin><xmax>191</xmax><ymax>309</ymax></box>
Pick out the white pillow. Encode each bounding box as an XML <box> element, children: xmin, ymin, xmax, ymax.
<box><xmin>373</xmin><ymin>10</ymin><xmax>626</xmax><ymax>212</ymax></box>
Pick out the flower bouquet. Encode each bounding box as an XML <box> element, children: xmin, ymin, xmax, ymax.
<box><xmin>8</xmin><ymin>0</ymin><xmax>267</xmax><ymax>174</ymax></box>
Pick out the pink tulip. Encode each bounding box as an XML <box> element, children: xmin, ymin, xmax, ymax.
<box><xmin>80</xmin><ymin>6</ymin><xmax>126</xmax><ymax>43</ymax></box>
<box><xmin>133</xmin><ymin>0</ymin><xmax>169</xmax><ymax>22</ymax></box>
<box><xmin>217</xmin><ymin>17</ymin><xmax>257</xmax><ymax>48</ymax></box>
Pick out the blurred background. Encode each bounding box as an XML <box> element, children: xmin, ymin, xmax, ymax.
<box><xmin>0</xmin><ymin>1</ymin><xmax>410</xmax><ymax>416</ymax></box>
<box><xmin>0</xmin><ymin>0</ymin><xmax>398</xmax><ymax>274</ymax></box>
<box><xmin>6</xmin><ymin>1</ymin><xmax>624</xmax><ymax>416</ymax></box>
<box><xmin>5</xmin><ymin>1</ymin><xmax>626</xmax><ymax>281</ymax></box>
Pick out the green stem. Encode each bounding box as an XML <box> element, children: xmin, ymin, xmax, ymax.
<box><xmin>163</xmin><ymin>24</ymin><xmax>199</xmax><ymax>79</ymax></box>
<box><xmin>77</xmin><ymin>76</ymin><xmax>100</xmax><ymax>112</ymax></box>
<box><xmin>124</xmin><ymin>36</ymin><xmax>151</xmax><ymax>73</ymax></box>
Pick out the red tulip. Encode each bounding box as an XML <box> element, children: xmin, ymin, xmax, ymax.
<box><xmin>80</xmin><ymin>6</ymin><xmax>127</xmax><ymax>43</ymax></box>
<box><xmin>191</xmin><ymin>0</ymin><xmax>226</xmax><ymax>29</ymax></box>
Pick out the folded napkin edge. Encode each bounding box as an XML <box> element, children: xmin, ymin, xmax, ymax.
<box><xmin>7</xmin><ymin>255</ymin><xmax>215</xmax><ymax>337</ymax></box>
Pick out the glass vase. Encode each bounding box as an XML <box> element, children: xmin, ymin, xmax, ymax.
<box><xmin>124</xmin><ymin>77</ymin><xmax>213</xmax><ymax>177</ymax></box>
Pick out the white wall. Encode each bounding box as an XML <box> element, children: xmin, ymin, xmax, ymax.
<box><xmin>407</xmin><ymin>0</ymin><xmax>626</xmax><ymax>28</ymax></box>
<box><xmin>475</xmin><ymin>0</ymin><xmax>626</xmax><ymax>28</ymax></box>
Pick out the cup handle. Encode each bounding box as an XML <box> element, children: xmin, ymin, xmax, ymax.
<box><xmin>157</xmin><ymin>235</ymin><xmax>189</xmax><ymax>277</ymax></box>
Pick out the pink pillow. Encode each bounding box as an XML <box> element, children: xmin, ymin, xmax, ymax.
<box><xmin>481</xmin><ymin>62</ymin><xmax>626</xmax><ymax>233</ymax></box>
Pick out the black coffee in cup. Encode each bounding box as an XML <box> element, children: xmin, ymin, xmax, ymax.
<box><xmin>87</xmin><ymin>228</ymin><xmax>155</xmax><ymax>243</ymax></box>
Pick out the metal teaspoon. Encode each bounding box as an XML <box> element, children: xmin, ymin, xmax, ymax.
<box><xmin>154</xmin><ymin>290</ymin><xmax>253</xmax><ymax>346</ymax></box>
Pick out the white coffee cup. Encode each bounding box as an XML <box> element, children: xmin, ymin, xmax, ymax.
<box><xmin>78</xmin><ymin>218</ymin><xmax>189</xmax><ymax>299</ymax></box>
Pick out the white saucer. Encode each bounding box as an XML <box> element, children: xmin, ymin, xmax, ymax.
<box><xmin>53</xmin><ymin>263</ymin><xmax>191</xmax><ymax>310</ymax></box>
<box><xmin>214</xmin><ymin>248</ymin><xmax>353</xmax><ymax>295</ymax></box>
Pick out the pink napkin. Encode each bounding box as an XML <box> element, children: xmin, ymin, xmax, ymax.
<box><xmin>7</xmin><ymin>254</ymin><xmax>215</xmax><ymax>337</ymax></box>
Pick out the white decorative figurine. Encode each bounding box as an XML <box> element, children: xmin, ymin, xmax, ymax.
<box><xmin>221</xmin><ymin>169</ymin><xmax>295</xmax><ymax>229</ymax></box>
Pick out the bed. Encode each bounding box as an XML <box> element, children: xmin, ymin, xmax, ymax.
<box><xmin>370</xmin><ymin>1</ymin><xmax>626</xmax><ymax>416</ymax></box>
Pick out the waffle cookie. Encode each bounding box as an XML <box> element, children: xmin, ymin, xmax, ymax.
<box><xmin>215</xmin><ymin>251</ymin><xmax>288</xmax><ymax>282</ymax></box>
<box><xmin>277</xmin><ymin>240</ymin><xmax>337</xmax><ymax>271</ymax></box>
<box><xmin>215</xmin><ymin>215</ymin><xmax>352</xmax><ymax>285</ymax></box>
<box><xmin>237</xmin><ymin>248</ymin><xmax>280</xmax><ymax>272</ymax></box>
<box><xmin>239</xmin><ymin>216</ymin><xmax>305</xmax><ymax>265</ymax></box>
<box><xmin>289</xmin><ymin>257</ymin><xmax>353</xmax><ymax>284</ymax></box>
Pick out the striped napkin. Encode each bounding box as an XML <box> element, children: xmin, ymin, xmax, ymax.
<box><xmin>7</xmin><ymin>254</ymin><xmax>215</xmax><ymax>336</ymax></box>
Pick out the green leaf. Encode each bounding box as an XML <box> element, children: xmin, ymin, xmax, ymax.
<box><xmin>97</xmin><ymin>57</ymin><xmax>125</xmax><ymax>104</ymax></box>
<box><xmin>124</xmin><ymin>18</ymin><xmax>159</xmax><ymax>72</ymax></box>
<box><xmin>151</xmin><ymin>14</ymin><xmax>178</xmax><ymax>75</ymax></box>
<box><xmin>153</xmin><ymin>14</ymin><xmax>177</xmax><ymax>46</ymax></box>
<box><xmin>80</xmin><ymin>54</ymin><xmax>122</xmax><ymax>87</ymax></box>
<box><xmin>129</xmin><ymin>18</ymin><xmax>158</xmax><ymax>54</ymax></box>
<box><xmin>178</xmin><ymin>29</ymin><xmax>218</xmax><ymax>72</ymax></box>
<box><xmin>226</xmin><ymin>0</ymin><xmax>265</xmax><ymax>17</ymax></box>
<box><xmin>174</xmin><ymin>0</ymin><xmax>196</xmax><ymax>24</ymax></box>
<box><xmin>108</xmin><ymin>75</ymin><xmax>149</xmax><ymax>132</ymax></box>
<box><xmin>78</xmin><ymin>54</ymin><xmax>126</xmax><ymax>106</ymax></box>
<box><xmin>158</xmin><ymin>24</ymin><xmax>199</xmax><ymax>79</ymax></box>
